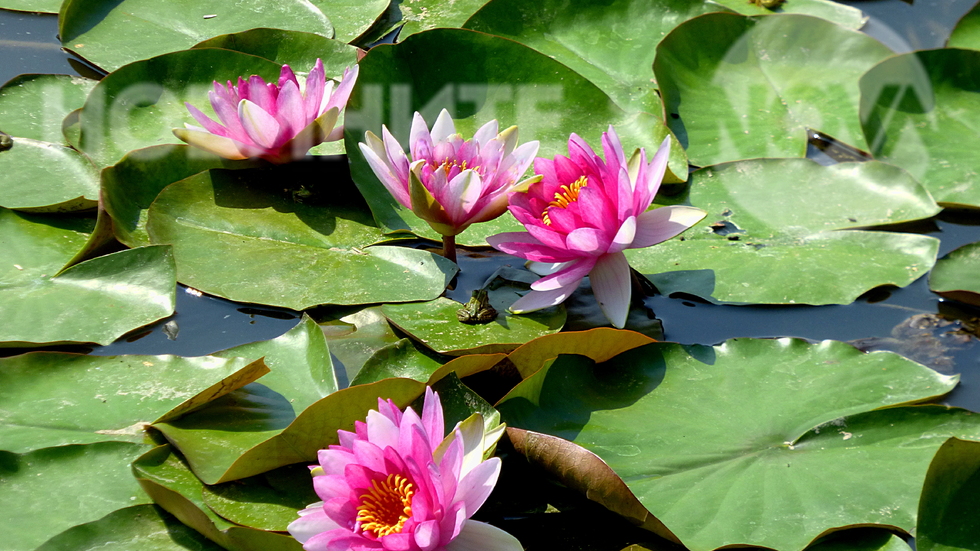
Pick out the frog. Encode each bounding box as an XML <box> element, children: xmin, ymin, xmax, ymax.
<box><xmin>749</xmin><ymin>0</ymin><xmax>784</xmax><ymax>8</ymax></box>
<box><xmin>0</xmin><ymin>131</ymin><xmax>12</xmax><ymax>152</ymax></box>
<box><xmin>456</xmin><ymin>288</ymin><xmax>498</xmax><ymax>325</ymax></box>
<box><xmin>849</xmin><ymin>313</ymin><xmax>974</xmax><ymax>372</ymax></box>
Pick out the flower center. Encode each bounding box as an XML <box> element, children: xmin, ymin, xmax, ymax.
<box><xmin>356</xmin><ymin>474</ymin><xmax>415</xmax><ymax>538</ymax></box>
<box><xmin>437</xmin><ymin>159</ymin><xmax>479</xmax><ymax>175</ymax></box>
<box><xmin>542</xmin><ymin>176</ymin><xmax>588</xmax><ymax>226</ymax></box>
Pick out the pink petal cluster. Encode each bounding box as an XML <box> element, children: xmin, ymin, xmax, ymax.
<box><xmin>359</xmin><ymin>109</ymin><xmax>540</xmax><ymax>237</ymax></box>
<box><xmin>487</xmin><ymin>128</ymin><xmax>706</xmax><ymax>328</ymax></box>
<box><xmin>288</xmin><ymin>388</ymin><xmax>521</xmax><ymax>551</ymax></box>
<box><xmin>174</xmin><ymin>60</ymin><xmax>358</xmax><ymax>164</ymax></box>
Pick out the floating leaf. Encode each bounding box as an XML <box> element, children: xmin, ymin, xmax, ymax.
<box><xmin>35</xmin><ymin>504</ymin><xmax>225</xmax><ymax>551</ymax></box>
<box><xmin>77</xmin><ymin>48</ymin><xmax>283</xmax><ymax>167</ymax></box>
<box><xmin>629</xmin><ymin>160</ymin><xmax>940</xmax><ymax>305</ymax></box>
<box><xmin>319</xmin><ymin>306</ymin><xmax>403</xmax><ymax>384</ymax></box>
<box><xmin>917</xmin><ymin>437</ymin><xmax>980</xmax><ymax>551</ymax></box>
<box><xmin>0</xmin><ymin>353</ymin><xmax>266</xmax><ymax>452</ymax></box>
<box><xmin>929</xmin><ymin>242</ymin><xmax>980</xmax><ymax>307</ymax></box>
<box><xmin>947</xmin><ymin>4</ymin><xmax>980</xmax><ymax>50</ymax></box>
<box><xmin>499</xmin><ymin>338</ymin><xmax>969</xmax><ymax>551</ymax></box>
<box><xmin>0</xmin><ymin>74</ymin><xmax>99</xmax><ymax>211</ymax></box>
<box><xmin>0</xmin><ymin>0</ymin><xmax>61</xmax><ymax>13</ymax></box>
<box><xmin>154</xmin><ymin>378</ymin><xmax>425</xmax><ymax>483</ymax></box>
<box><xmin>655</xmin><ymin>13</ymin><xmax>891</xmax><ymax>166</ymax></box>
<box><xmin>806</xmin><ymin>530</ymin><xmax>913</xmax><ymax>551</ymax></box>
<box><xmin>58</xmin><ymin>0</ymin><xmax>333</xmax><ymax>72</ymax></box>
<box><xmin>146</xmin><ymin>169</ymin><xmax>456</xmax><ymax>309</ymax></box>
<box><xmin>710</xmin><ymin>0</ymin><xmax>866</xmax><ymax>29</ymax></box>
<box><xmin>133</xmin><ymin>445</ymin><xmax>302</xmax><ymax>551</ymax></box>
<box><xmin>0</xmin><ymin>442</ymin><xmax>153</xmax><ymax>551</ymax></box>
<box><xmin>0</xmin><ymin>209</ymin><xmax>177</xmax><ymax>346</ymax></box>
<box><xmin>393</xmin><ymin>0</ymin><xmax>491</xmax><ymax>39</ymax></box>
<box><xmin>201</xmin><ymin>463</ymin><xmax>319</xmax><ymax>532</ymax></box>
<box><xmin>465</xmin><ymin>0</ymin><xmax>729</xmax><ymax>112</ymax></box>
<box><xmin>101</xmin><ymin>145</ymin><xmax>256</xmax><ymax>247</ymax></box>
<box><xmin>382</xmin><ymin>286</ymin><xmax>566</xmax><ymax>356</ymax></box>
<box><xmin>349</xmin><ymin>338</ymin><xmax>446</xmax><ymax>385</ymax></box>
<box><xmin>193</xmin><ymin>28</ymin><xmax>358</xmax><ymax>72</ymax></box>
<box><xmin>345</xmin><ymin>28</ymin><xmax>686</xmax><ymax>246</ymax></box>
<box><xmin>860</xmin><ymin>49</ymin><xmax>980</xmax><ymax>208</ymax></box>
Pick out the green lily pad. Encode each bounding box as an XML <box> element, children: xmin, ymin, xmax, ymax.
<box><xmin>319</xmin><ymin>306</ymin><xmax>403</xmax><ymax>384</ymax></box>
<box><xmin>349</xmin><ymin>338</ymin><xmax>446</xmax><ymax>385</ymax></box>
<box><xmin>102</xmin><ymin>145</ymin><xmax>256</xmax><ymax>248</ymax></box>
<box><xmin>929</xmin><ymin>241</ymin><xmax>980</xmax><ymax>307</ymax></box>
<box><xmin>628</xmin><ymin>160</ymin><xmax>940</xmax><ymax>305</ymax></box>
<box><xmin>77</xmin><ymin>48</ymin><xmax>283</xmax><ymax>168</ymax></box>
<box><xmin>917</xmin><ymin>437</ymin><xmax>980</xmax><ymax>551</ymax></box>
<box><xmin>201</xmin><ymin>463</ymin><xmax>319</xmax><ymax>532</ymax></box>
<box><xmin>947</xmin><ymin>4</ymin><xmax>980</xmax><ymax>50</ymax></box>
<box><xmin>0</xmin><ymin>74</ymin><xmax>100</xmax><ymax>211</ymax></box>
<box><xmin>133</xmin><ymin>445</ymin><xmax>302</xmax><ymax>551</ymax></box>
<box><xmin>35</xmin><ymin>504</ymin><xmax>225</xmax><ymax>551</ymax></box>
<box><xmin>0</xmin><ymin>209</ymin><xmax>178</xmax><ymax>346</ymax></box>
<box><xmin>710</xmin><ymin>0</ymin><xmax>866</xmax><ymax>29</ymax></box>
<box><xmin>154</xmin><ymin>378</ymin><xmax>425</xmax><ymax>484</ymax></box>
<box><xmin>382</xmin><ymin>289</ymin><xmax>566</xmax><ymax>356</ymax></box>
<box><xmin>860</xmin><ymin>49</ymin><xmax>980</xmax><ymax>208</ymax></box>
<box><xmin>193</xmin><ymin>28</ymin><xmax>358</xmax><ymax>74</ymax></box>
<box><xmin>385</xmin><ymin>0</ymin><xmax>491</xmax><ymax>40</ymax></box>
<box><xmin>655</xmin><ymin>13</ymin><xmax>891</xmax><ymax>166</ymax></box>
<box><xmin>499</xmin><ymin>338</ymin><xmax>969</xmax><ymax>551</ymax></box>
<box><xmin>0</xmin><ymin>0</ymin><xmax>62</xmax><ymax>13</ymax></box>
<box><xmin>146</xmin><ymin>168</ymin><xmax>456</xmax><ymax>309</ymax></box>
<box><xmin>58</xmin><ymin>0</ymin><xmax>333</xmax><ymax>72</ymax></box>
<box><xmin>345</xmin><ymin>28</ymin><xmax>686</xmax><ymax>246</ymax></box>
<box><xmin>213</xmin><ymin>315</ymin><xmax>339</xmax><ymax>411</ymax></box>
<box><xmin>465</xmin><ymin>0</ymin><xmax>730</xmax><ymax>113</ymax></box>
<box><xmin>0</xmin><ymin>442</ymin><xmax>153</xmax><ymax>551</ymax></box>
<box><xmin>0</xmin><ymin>353</ymin><xmax>266</xmax><ymax>453</ymax></box>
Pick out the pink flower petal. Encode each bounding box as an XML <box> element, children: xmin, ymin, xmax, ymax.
<box><xmin>430</xmin><ymin>109</ymin><xmax>456</xmax><ymax>142</ymax></box>
<box><xmin>445</xmin><ymin>520</ymin><xmax>524</xmax><ymax>551</ymax></box>
<box><xmin>239</xmin><ymin>99</ymin><xmax>281</xmax><ymax>149</ymax></box>
<box><xmin>631</xmin><ymin>206</ymin><xmax>706</xmax><ymax>249</ymax></box>
<box><xmin>509</xmin><ymin>280</ymin><xmax>580</xmax><ymax>313</ymax></box>
<box><xmin>530</xmin><ymin>258</ymin><xmax>597</xmax><ymax>291</ymax></box>
<box><xmin>589</xmin><ymin>252</ymin><xmax>632</xmax><ymax>328</ymax></box>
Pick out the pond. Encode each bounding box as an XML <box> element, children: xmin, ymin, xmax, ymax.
<box><xmin>2</xmin><ymin>1</ymin><xmax>980</xmax><ymax>551</ymax></box>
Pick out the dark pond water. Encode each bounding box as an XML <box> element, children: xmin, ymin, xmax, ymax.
<box><xmin>2</xmin><ymin>1</ymin><xmax>980</xmax><ymax>409</ymax></box>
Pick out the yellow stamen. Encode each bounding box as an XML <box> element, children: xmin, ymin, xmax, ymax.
<box><xmin>541</xmin><ymin>176</ymin><xmax>588</xmax><ymax>226</ymax></box>
<box><xmin>355</xmin><ymin>474</ymin><xmax>415</xmax><ymax>538</ymax></box>
<box><xmin>437</xmin><ymin>159</ymin><xmax>480</xmax><ymax>176</ymax></box>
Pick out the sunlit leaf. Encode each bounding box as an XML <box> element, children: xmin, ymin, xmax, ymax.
<box><xmin>629</xmin><ymin>160</ymin><xmax>940</xmax><ymax>305</ymax></box>
<box><xmin>860</xmin><ymin>48</ymin><xmax>980</xmax><ymax>208</ymax></box>
<box><xmin>58</xmin><ymin>0</ymin><xmax>333</xmax><ymax>72</ymax></box>
<box><xmin>0</xmin><ymin>353</ymin><xmax>265</xmax><ymax>452</ymax></box>
<box><xmin>710</xmin><ymin>0</ymin><xmax>866</xmax><ymax>29</ymax></box>
<box><xmin>35</xmin><ymin>504</ymin><xmax>225</xmax><ymax>551</ymax></box>
<box><xmin>146</xmin><ymin>169</ymin><xmax>455</xmax><ymax>309</ymax></box>
<box><xmin>0</xmin><ymin>442</ymin><xmax>153</xmax><ymax>551</ymax></box>
<box><xmin>499</xmin><ymin>338</ymin><xmax>968</xmax><ymax>551</ymax></box>
<box><xmin>929</xmin><ymin>241</ymin><xmax>980</xmax><ymax>307</ymax></box>
<box><xmin>465</xmin><ymin>0</ymin><xmax>730</xmax><ymax>112</ymax></box>
<box><xmin>0</xmin><ymin>74</ymin><xmax>99</xmax><ymax>211</ymax></box>
<box><xmin>947</xmin><ymin>4</ymin><xmax>980</xmax><ymax>50</ymax></box>
<box><xmin>0</xmin><ymin>209</ymin><xmax>177</xmax><ymax>346</ymax></box>
<box><xmin>0</xmin><ymin>0</ymin><xmax>61</xmax><ymax>13</ymax></box>
<box><xmin>656</xmin><ymin>13</ymin><xmax>891</xmax><ymax>166</ymax></box>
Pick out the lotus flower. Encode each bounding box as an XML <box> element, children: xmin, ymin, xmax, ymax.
<box><xmin>174</xmin><ymin>60</ymin><xmax>358</xmax><ymax>164</ymax></box>
<box><xmin>487</xmin><ymin>128</ymin><xmax>706</xmax><ymax>329</ymax></box>
<box><xmin>359</xmin><ymin>109</ymin><xmax>540</xmax><ymax>262</ymax></box>
<box><xmin>288</xmin><ymin>388</ymin><xmax>521</xmax><ymax>551</ymax></box>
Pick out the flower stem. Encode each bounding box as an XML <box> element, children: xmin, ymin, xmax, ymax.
<box><xmin>442</xmin><ymin>235</ymin><xmax>457</xmax><ymax>264</ymax></box>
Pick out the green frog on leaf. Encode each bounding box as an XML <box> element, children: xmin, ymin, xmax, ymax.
<box><xmin>456</xmin><ymin>288</ymin><xmax>498</xmax><ymax>325</ymax></box>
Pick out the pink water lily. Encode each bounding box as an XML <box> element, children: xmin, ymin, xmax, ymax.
<box><xmin>359</xmin><ymin>109</ymin><xmax>539</xmax><ymax>262</ymax></box>
<box><xmin>487</xmin><ymin>128</ymin><xmax>706</xmax><ymax>329</ymax></box>
<box><xmin>174</xmin><ymin>60</ymin><xmax>358</xmax><ymax>164</ymax></box>
<box><xmin>288</xmin><ymin>388</ymin><xmax>520</xmax><ymax>551</ymax></box>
